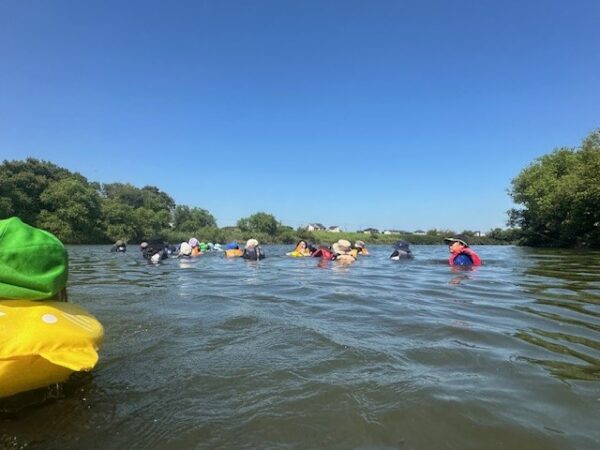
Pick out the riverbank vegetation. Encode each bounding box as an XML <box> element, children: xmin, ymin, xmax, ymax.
<box><xmin>11</xmin><ymin>149</ymin><xmax>597</xmax><ymax>247</ymax></box>
<box><xmin>0</xmin><ymin>158</ymin><xmax>517</xmax><ymax>245</ymax></box>
<box><xmin>509</xmin><ymin>128</ymin><xmax>600</xmax><ymax>248</ymax></box>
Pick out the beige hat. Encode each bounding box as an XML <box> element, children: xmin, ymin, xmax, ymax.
<box><xmin>332</xmin><ymin>239</ymin><xmax>352</xmax><ymax>255</ymax></box>
<box><xmin>246</xmin><ymin>239</ymin><xmax>259</xmax><ymax>249</ymax></box>
<box><xmin>354</xmin><ymin>240</ymin><xmax>365</xmax><ymax>249</ymax></box>
<box><xmin>180</xmin><ymin>242</ymin><xmax>192</xmax><ymax>256</ymax></box>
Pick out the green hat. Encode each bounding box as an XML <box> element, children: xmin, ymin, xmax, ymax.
<box><xmin>443</xmin><ymin>235</ymin><xmax>469</xmax><ymax>247</ymax></box>
<box><xmin>0</xmin><ymin>217</ymin><xmax>68</xmax><ymax>300</ymax></box>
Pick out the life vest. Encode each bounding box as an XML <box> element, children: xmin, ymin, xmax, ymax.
<box><xmin>225</xmin><ymin>249</ymin><xmax>243</xmax><ymax>258</ymax></box>
<box><xmin>449</xmin><ymin>247</ymin><xmax>482</xmax><ymax>266</ymax></box>
<box><xmin>191</xmin><ymin>247</ymin><xmax>201</xmax><ymax>257</ymax></box>
<box><xmin>312</xmin><ymin>248</ymin><xmax>333</xmax><ymax>260</ymax></box>
<box><xmin>243</xmin><ymin>247</ymin><xmax>265</xmax><ymax>260</ymax></box>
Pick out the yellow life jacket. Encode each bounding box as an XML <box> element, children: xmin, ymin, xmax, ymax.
<box><xmin>225</xmin><ymin>248</ymin><xmax>243</xmax><ymax>258</ymax></box>
<box><xmin>0</xmin><ymin>300</ymin><xmax>104</xmax><ymax>398</ymax></box>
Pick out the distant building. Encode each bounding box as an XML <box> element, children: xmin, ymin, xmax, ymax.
<box><xmin>306</xmin><ymin>223</ymin><xmax>326</xmax><ymax>232</ymax></box>
<box><xmin>363</xmin><ymin>227</ymin><xmax>379</xmax><ymax>234</ymax></box>
<box><xmin>414</xmin><ymin>230</ymin><xmax>426</xmax><ymax>235</ymax></box>
<box><xmin>328</xmin><ymin>225</ymin><xmax>342</xmax><ymax>233</ymax></box>
<box><xmin>382</xmin><ymin>229</ymin><xmax>401</xmax><ymax>235</ymax></box>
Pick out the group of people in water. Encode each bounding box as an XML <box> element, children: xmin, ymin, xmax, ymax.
<box><xmin>113</xmin><ymin>234</ymin><xmax>482</xmax><ymax>267</ymax></box>
<box><xmin>1</xmin><ymin>215</ymin><xmax>483</xmax><ymax>400</ymax></box>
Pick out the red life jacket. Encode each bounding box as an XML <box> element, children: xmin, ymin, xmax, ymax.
<box><xmin>313</xmin><ymin>248</ymin><xmax>333</xmax><ymax>260</ymax></box>
<box><xmin>449</xmin><ymin>247</ymin><xmax>482</xmax><ymax>266</ymax></box>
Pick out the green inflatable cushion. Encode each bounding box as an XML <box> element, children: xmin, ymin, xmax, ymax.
<box><xmin>0</xmin><ymin>217</ymin><xmax>68</xmax><ymax>300</ymax></box>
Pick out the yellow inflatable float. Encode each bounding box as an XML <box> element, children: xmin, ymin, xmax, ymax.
<box><xmin>286</xmin><ymin>240</ymin><xmax>311</xmax><ymax>257</ymax></box>
<box><xmin>224</xmin><ymin>248</ymin><xmax>243</xmax><ymax>257</ymax></box>
<box><xmin>0</xmin><ymin>217</ymin><xmax>103</xmax><ymax>399</ymax></box>
<box><xmin>0</xmin><ymin>300</ymin><xmax>103</xmax><ymax>398</ymax></box>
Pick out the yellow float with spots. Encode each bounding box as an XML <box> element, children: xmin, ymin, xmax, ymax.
<box><xmin>0</xmin><ymin>300</ymin><xmax>103</xmax><ymax>398</ymax></box>
<box><xmin>0</xmin><ymin>217</ymin><xmax>104</xmax><ymax>399</ymax></box>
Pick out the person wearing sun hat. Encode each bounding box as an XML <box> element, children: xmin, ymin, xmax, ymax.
<box><xmin>242</xmin><ymin>238</ymin><xmax>265</xmax><ymax>260</ymax></box>
<box><xmin>178</xmin><ymin>242</ymin><xmax>193</xmax><ymax>258</ymax></box>
<box><xmin>188</xmin><ymin>237</ymin><xmax>201</xmax><ymax>257</ymax></box>
<box><xmin>111</xmin><ymin>239</ymin><xmax>127</xmax><ymax>253</ymax></box>
<box><xmin>351</xmin><ymin>240</ymin><xmax>369</xmax><ymax>258</ymax></box>
<box><xmin>0</xmin><ymin>217</ymin><xmax>103</xmax><ymax>398</ymax></box>
<box><xmin>332</xmin><ymin>239</ymin><xmax>357</xmax><ymax>264</ymax></box>
<box><xmin>443</xmin><ymin>235</ymin><xmax>482</xmax><ymax>266</ymax></box>
<box><xmin>390</xmin><ymin>240</ymin><xmax>414</xmax><ymax>260</ymax></box>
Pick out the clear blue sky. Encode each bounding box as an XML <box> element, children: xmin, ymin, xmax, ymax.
<box><xmin>1</xmin><ymin>1</ymin><xmax>599</xmax><ymax>232</ymax></box>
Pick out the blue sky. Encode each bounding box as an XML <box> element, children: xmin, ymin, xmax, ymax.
<box><xmin>1</xmin><ymin>1</ymin><xmax>599</xmax><ymax>232</ymax></box>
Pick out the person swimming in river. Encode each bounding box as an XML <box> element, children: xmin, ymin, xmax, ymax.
<box><xmin>140</xmin><ymin>240</ymin><xmax>169</xmax><ymax>263</ymax></box>
<box><xmin>351</xmin><ymin>240</ymin><xmax>369</xmax><ymax>258</ymax></box>
<box><xmin>111</xmin><ymin>239</ymin><xmax>127</xmax><ymax>253</ymax></box>
<box><xmin>332</xmin><ymin>239</ymin><xmax>356</xmax><ymax>264</ymax></box>
<box><xmin>311</xmin><ymin>242</ymin><xmax>333</xmax><ymax>259</ymax></box>
<box><xmin>242</xmin><ymin>239</ymin><xmax>265</xmax><ymax>260</ymax></box>
<box><xmin>444</xmin><ymin>236</ymin><xmax>482</xmax><ymax>266</ymax></box>
<box><xmin>287</xmin><ymin>240</ymin><xmax>311</xmax><ymax>257</ymax></box>
<box><xmin>224</xmin><ymin>241</ymin><xmax>243</xmax><ymax>258</ymax></box>
<box><xmin>178</xmin><ymin>242</ymin><xmax>193</xmax><ymax>258</ymax></box>
<box><xmin>188</xmin><ymin>238</ymin><xmax>201</xmax><ymax>257</ymax></box>
<box><xmin>390</xmin><ymin>240</ymin><xmax>414</xmax><ymax>260</ymax></box>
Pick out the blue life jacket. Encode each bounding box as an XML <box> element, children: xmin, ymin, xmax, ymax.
<box><xmin>453</xmin><ymin>253</ymin><xmax>474</xmax><ymax>265</ymax></box>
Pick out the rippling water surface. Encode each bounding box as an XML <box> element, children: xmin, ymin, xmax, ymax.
<box><xmin>2</xmin><ymin>245</ymin><xmax>600</xmax><ymax>449</ymax></box>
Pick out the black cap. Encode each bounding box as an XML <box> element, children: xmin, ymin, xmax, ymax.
<box><xmin>393</xmin><ymin>240</ymin><xmax>411</xmax><ymax>252</ymax></box>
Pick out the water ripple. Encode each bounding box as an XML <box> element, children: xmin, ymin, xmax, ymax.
<box><xmin>1</xmin><ymin>245</ymin><xmax>599</xmax><ymax>449</ymax></box>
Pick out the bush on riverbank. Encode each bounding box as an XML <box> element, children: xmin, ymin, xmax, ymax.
<box><xmin>1</xmin><ymin>158</ymin><xmax>518</xmax><ymax>245</ymax></box>
<box><xmin>509</xmin><ymin>128</ymin><xmax>600</xmax><ymax>248</ymax></box>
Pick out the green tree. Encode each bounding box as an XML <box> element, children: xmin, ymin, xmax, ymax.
<box><xmin>102</xmin><ymin>183</ymin><xmax>145</xmax><ymax>208</ymax></box>
<box><xmin>37</xmin><ymin>177</ymin><xmax>104</xmax><ymax>243</ymax></box>
<box><xmin>173</xmin><ymin>205</ymin><xmax>217</xmax><ymax>232</ymax></box>
<box><xmin>0</xmin><ymin>158</ymin><xmax>80</xmax><ymax>225</ymax></box>
<box><xmin>101</xmin><ymin>182</ymin><xmax>175</xmax><ymax>241</ymax></box>
<box><xmin>135</xmin><ymin>207</ymin><xmax>171</xmax><ymax>240</ymax></box>
<box><xmin>101</xmin><ymin>199</ymin><xmax>139</xmax><ymax>242</ymax></box>
<box><xmin>141</xmin><ymin>186</ymin><xmax>176</xmax><ymax>212</ymax></box>
<box><xmin>237</xmin><ymin>212</ymin><xmax>280</xmax><ymax>235</ymax></box>
<box><xmin>509</xmin><ymin>128</ymin><xmax>600</xmax><ymax>247</ymax></box>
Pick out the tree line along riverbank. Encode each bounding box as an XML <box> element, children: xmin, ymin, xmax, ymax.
<box><xmin>1</xmin><ymin>127</ymin><xmax>598</xmax><ymax>247</ymax></box>
<box><xmin>0</xmin><ymin>158</ymin><xmax>513</xmax><ymax>246</ymax></box>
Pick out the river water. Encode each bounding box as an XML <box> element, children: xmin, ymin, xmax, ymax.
<box><xmin>1</xmin><ymin>245</ymin><xmax>600</xmax><ymax>449</ymax></box>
